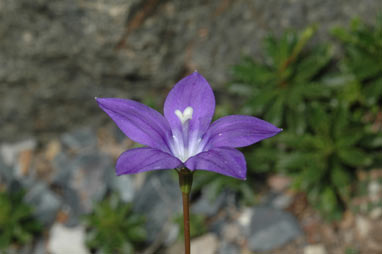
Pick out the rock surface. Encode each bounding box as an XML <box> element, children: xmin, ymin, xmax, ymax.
<box><xmin>190</xmin><ymin>233</ymin><xmax>219</xmax><ymax>254</ymax></box>
<box><xmin>304</xmin><ymin>245</ymin><xmax>327</xmax><ymax>254</ymax></box>
<box><xmin>248</xmin><ymin>206</ymin><xmax>302</xmax><ymax>251</ymax></box>
<box><xmin>133</xmin><ymin>171</ymin><xmax>182</xmax><ymax>243</ymax></box>
<box><xmin>0</xmin><ymin>0</ymin><xmax>380</xmax><ymax>141</ymax></box>
<box><xmin>47</xmin><ymin>223</ymin><xmax>89</xmax><ymax>254</ymax></box>
<box><xmin>24</xmin><ymin>183</ymin><xmax>62</xmax><ymax>226</ymax></box>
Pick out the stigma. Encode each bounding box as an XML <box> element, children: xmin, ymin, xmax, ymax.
<box><xmin>175</xmin><ymin>106</ymin><xmax>193</xmax><ymax>124</ymax></box>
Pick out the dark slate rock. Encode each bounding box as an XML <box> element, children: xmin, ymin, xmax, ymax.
<box><xmin>0</xmin><ymin>155</ymin><xmax>13</xmax><ymax>186</ymax></box>
<box><xmin>52</xmin><ymin>152</ymin><xmax>75</xmax><ymax>186</ymax></box>
<box><xmin>52</xmin><ymin>150</ymin><xmax>114</xmax><ymax>219</ymax></box>
<box><xmin>263</xmin><ymin>191</ymin><xmax>293</xmax><ymax>210</ymax></box>
<box><xmin>248</xmin><ymin>206</ymin><xmax>302</xmax><ymax>251</ymax></box>
<box><xmin>209</xmin><ymin>216</ymin><xmax>227</xmax><ymax>237</ymax></box>
<box><xmin>133</xmin><ymin>171</ymin><xmax>182</xmax><ymax>243</ymax></box>
<box><xmin>59</xmin><ymin>187</ymin><xmax>83</xmax><ymax>227</ymax></box>
<box><xmin>24</xmin><ymin>183</ymin><xmax>62</xmax><ymax>226</ymax></box>
<box><xmin>69</xmin><ymin>152</ymin><xmax>114</xmax><ymax>213</ymax></box>
<box><xmin>191</xmin><ymin>186</ymin><xmax>226</xmax><ymax>217</ymax></box>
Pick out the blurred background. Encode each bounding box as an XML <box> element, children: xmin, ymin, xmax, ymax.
<box><xmin>0</xmin><ymin>0</ymin><xmax>381</xmax><ymax>253</ymax></box>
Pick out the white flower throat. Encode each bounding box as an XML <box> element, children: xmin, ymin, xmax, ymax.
<box><xmin>170</xmin><ymin>106</ymin><xmax>205</xmax><ymax>162</ymax></box>
<box><xmin>174</xmin><ymin>107</ymin><xmax>193</xmax><ymax>124</ymax></box>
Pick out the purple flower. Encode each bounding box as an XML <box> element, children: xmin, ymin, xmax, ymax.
<box><xmin>96</xmin><ymin>72</ymin><xmax>282</xmax><ymax>180</ymax></box>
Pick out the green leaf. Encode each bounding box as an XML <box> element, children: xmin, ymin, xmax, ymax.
<box><xmin>320</xmin><ymin>187</ymin><xmax>343</xmax><ymax>220</ymax></box>
<box><xmin>338</xmin><ymin>148</ymin><xmax>372</xmax><ymax>167</ymax></box>
<box><xmin>265</xmin><ymin>95</ymin><xmax>284</xmax><ymax>126</ymax></box>
<box><xmin>308</xmin><ymin>103</ymin><xmax>330</xmax><ymax>135</ymax></box>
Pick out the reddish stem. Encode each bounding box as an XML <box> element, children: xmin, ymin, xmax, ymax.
<box><xmin>182</xmin><ymin>192</ymin><xmax>191</xmax><ymax>254</ymax></box>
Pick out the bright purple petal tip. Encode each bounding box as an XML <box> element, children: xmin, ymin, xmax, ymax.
<box><xmin>164</xmin><ymin>72</ymin><xmax>215</xmax><ymax>135</ymax></box>
<box><xmin>96</xmin><ymin>97</ymin><xmax>172</xmax><ymax>152</ymax></box>
<box><xmin>204</xmin><ymin>115</ymin><xmax>282</xmax><ymax>149</ymax></box>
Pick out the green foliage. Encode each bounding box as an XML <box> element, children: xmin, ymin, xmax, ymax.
<box><xmin>0</xmin><ymin>190</ymin><xmax>41</xmax><ymax>251</ymax></box>
<box><xmin>173</xmin><ymin>213</ymin><xmax>207</xmax><ymax>240</ymax></box>
<box><xmin>279</xmin><ymin>104</ymin><xmax>371</xmax><ymax>219</ymax></box>
<box><xmin>84</xmin><ymin>195</ymin><xmax>146</xmax><ymax>254</ymax></box>
<box><xmin>232</xmin><ymin>26</ymin><xmax>333</xmax><ymax>134</ymax></box>
<box><xmin>332</xmin><ymin>16</ymin><xmax>382</xmax><ymax>109</ymax></box>
<box><xmin>193</xmin><ymin>171</ymin><xmax>257</xmax><ymax>205</ymax></box>
<box><xmin>228</xmin><ymin>17</ymin><xmax>381</xmax><ymax>220</ymax></box>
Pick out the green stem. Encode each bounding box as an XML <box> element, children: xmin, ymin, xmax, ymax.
<box><xmin>178</xmin><ymin>168</ymin><xmax>193</xmax><ymax>254</ymax></box>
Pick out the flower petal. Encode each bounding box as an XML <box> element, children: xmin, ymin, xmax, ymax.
<box><xmin>116</xmin><ymin>148</ymin><xmax>182</xmax><ymax>175</ymax></box>
<box><xmin>96</xmin><ymin>98</ymin><xmax>172</xmax><ymax>152</ymax></box>
<box><xmin>204</xmin><ymin>115</ymin><xmax>282</xmax><ymax>148</ymax></box>
<box><xmin>164</xmin><ymin>72</ymin><xmax>215</xmax><ymax>135</ymax></box>
<box><xmin>185</xmin><ymin>147</ymin><xmax>246</xmax><ymax>180</ymax></box>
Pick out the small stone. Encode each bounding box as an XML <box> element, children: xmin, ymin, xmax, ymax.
<box><xmin>110</xmin><ymin>174</ymin><xmax>135</xmax><ymax>203</ymax></box>
<box><xmin>368</xmin><ymin>180</ymin><xmax>381</xmax><ymax>202</ymax></box>
<box><xmin>70</xmin><ymin>152</ymin><xmax>114</xmax><ymax>213</ymax></box>
<box><xmin>166</xmin><ymin>241</ymin><xmax>183</xmax><ymax>254</ymax></box>
<box><xmin>0</xmin><ymin>156</ymin><xmax>13</xmax><ymax>185</ymax></box>
<box><xmin>47</xmin><ymin>223</ymin><xmax>89</xmax><ymax>254</ymax></box>
<box><xmin>24</xmin><ymin>183</ymin><xmax>61</xmax><ymax>226</ymax></box>
<box><xmin>237</xmin><ymin>207</ymin><xmax>253</xmax><ymax>228</ymax></box>
<box><xmin>340</xmin><ymin>210</ymin><xmax>354</xmax><ymax>229</ymax></box>
<box><xmin>0</xmin><ymin>139</ymin><xmax>36</xmax><ymax>166</ymax></box>
<box><xmin>271</xmin><ymin>193</ymin><xmax>293</xmax><ymax>209</ymax></box>
<box><xmin>133</xmin><ymin>171</ymin><xmax>182</xmax><ymax>243</ymax></box>
<box><xmin>17</xmin><ymin>149</ymin><xmax>33</xmax><ymax>177</ymax></box>
<box><xmin>52</xmin><ymin>152</ymin><xmax>74</xmax><ymax>186</ymax></box>
<box><xmin>163</xmin><ymin>223</ymin><xmax>179</xmax><ymax>246</ymax></box>
<box><xmin>32</xmin><ymin>240</ymin><xmax>47</xmax><ymax>254</ymax></box>
<box><xmin>304</xmin><ymin>244</ymin><xmax>327</xmax><ymax>254</ymax></box>
<box><xmin>356</xmin><ymin>215</ymin><xmax>371</xmax><ymax>238</ymax></box>
<box><xmin>191</xmin><ymin>233</ymin><xmax>218</xmax><ymax>254</ymax></box>
<box><xmin>45</xmin><ymin>140</ymin><xmax>61</xmax><ymax>161</ymax></box>
<box><xmin>219</xmin><ymin>241</ymin><xmax>240</xmax><ymax>254</ymax></box>
<box><xmin>267</xmin><ymin>174</ymin><xmax>291</xmax><ymax>192</ymax></box>
<box><xmin>192</xmin><ymin>184</ymin><xmax>226</xmax><ymax>217</ymax></box>
<box><xmin>370</xmin><ymin>207</ymin><xmax>382</xmax><ymax>220</ymax></box>
<box><xmin>222</xmin><ymin>223</ymin><xmax>242</xmax><ymax>242</ymax></box>
<box><xmin>248</xmin><ymin>207</ymin><xmax>302</xmax><ymax>251</ymax></box>
<box><xmin>208</xmin><ymin>216</ymin><xmax>227</xmax><ymax>237</ymax></box>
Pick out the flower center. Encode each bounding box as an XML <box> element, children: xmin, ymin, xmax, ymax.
<box><xmin>170</xmin><ymin>106</ymin><xmax>205</xmax><ymax>162</ymax></box>
<box><xmin>174</xmin><ymin>106</ymin><xmax>193</xmax><ymax>124</ymax></box>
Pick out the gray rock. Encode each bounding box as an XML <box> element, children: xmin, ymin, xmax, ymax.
<box><xmin>190</xmin><ymin>233</ymin><xmax>218</xmax><ymax>254</ymax></box>
<box><xmin>52</xmin><ymin>148</ymin><xmax>115</xmax><ymax>223</ymax></box>
<box><xmin>52</xmin><ymin>152</ymin><xmax>75</xmax><ymax>186</ymax></box>
<box><xmin>264</xmin><ymin>191</ymin><xmax>293</xmax><ymax>210</ymax></box>
<box><xmin>33</xmin><ymin>240</ymin><xmax>48</xmax><ymax>254</ymax></box>
<box><xmin>133</xmin><ymin>171</ymin><xmax>182</xmax><ymax>243</ymax></box>
<box><xmin>191</xmin><ymin>185</ymin><xmax>226</xmax><ymax>217</ymax></box>
<box><xmin>47</xmin><ymin>223</ymin><xmax>90</xmax><ymax>254</ymax></box>
<box><xmin>61</xmin><ymin>128</ymin><xmax>97</xmax><ymax>151</ymax></box>
<box><xmin>248</xmin><ymin>207</ymin><xmax>302</xmax><ymax>251</ymax></box>
<box><xmin>59</xmin><ymin>187</ymin><xmax>83</xmax><ymax>227</ymax></box>
<box><xmin>69</xmin><ymin>152</ymin><xmax>114</xmax><ymax>213</ymax></box>
<box><xmin>0</xmin><ymin>0</ymin><xmax>380</xmax><ymax>141</ymax></box>
<box><xmin>0</xmin><ymin>155</ymin><xmax>13</xmax><ymax>185</ymax></box>
<box><xmin>209</xmin><ymin>217</ymin><xmax>226</xmax><ymax>237</ymax></box>
<box><xmin>110</xmin><ymin>174</ymin><xmax>135</xmax><ymax>203</ymax></box>
<box><xmin>0</xmin><ymin>139</ymin><xmax>36</xmax><ymax>166</ymax></box>
<box><xmin>24</xmin><ymin>183</ymin><xmax>62</xmax><ymax>226</ymax></box>
<box><xmin>219</xmin><ymin>241</ymin><xmax>240</xmax><ymax>254</ymax></box>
